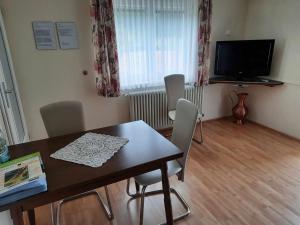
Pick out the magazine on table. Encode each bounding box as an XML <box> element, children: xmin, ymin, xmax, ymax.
<box><xmin>0</xmin><ymin>152</ymin><xmax>46</xmax><ymax>197</ymax></box>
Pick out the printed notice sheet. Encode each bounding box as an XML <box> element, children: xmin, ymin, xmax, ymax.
<box><xmin>32</xmin><ymin>22</ymin><xmax>57</xmax><ymax>50</ymax></box>
<box><xmin>56</xmin><ymin>22</ymin><xmax>79</xmax><ymax>49</ymax></box>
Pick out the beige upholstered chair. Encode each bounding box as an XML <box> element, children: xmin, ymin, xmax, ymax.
<box><xmin>164</xmin><ymin>74</ymin><xmax>204</xmax><ymax>143</ymax></box>
<box><xmin>40</xmin><ymin>101</ymin><xmax>85</xmax><ymax>138</ymax></box>
<box><xmin>40</xmin><ymin>101</ymin><xmax>113</xmax><ymax>225</ymax></box>
<box><xmin>126</xmin><ymin>99</ymin><xmax>198</xmax><ymax>225</ymax></box>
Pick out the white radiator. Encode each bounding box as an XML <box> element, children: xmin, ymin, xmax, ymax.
<box><xmin>129</xmin><ymin>85</ymin><xmax>203</xmax><ymax>129</ymax></box>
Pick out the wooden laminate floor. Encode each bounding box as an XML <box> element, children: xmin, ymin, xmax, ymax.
<box><xmin>24</xmin><ymin>118</ymin><xmax>300</xmax><ymax>225</ymax></box>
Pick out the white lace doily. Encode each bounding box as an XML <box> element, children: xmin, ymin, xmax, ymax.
<box><xmin>50</xmin><ymin>133</ymin><xmax>129</xmax><ymax>167</ymax></box>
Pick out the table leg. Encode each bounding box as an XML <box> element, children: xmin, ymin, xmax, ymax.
<box><xmin>10</xmin><ymin>207</ymin><xmax>24</xmax><ymax>225</ymax></box>
<box><xmin>161</xmin><ymin>162</ymin><xmax>173</xmax><ymax>225</ymax></box>
<box><xmin>28</xmin><ymin>209</ymin><xmax>36</xmax><ymax>225</ymax></box>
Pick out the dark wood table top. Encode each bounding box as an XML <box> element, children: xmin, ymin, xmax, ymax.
<box><xmin>1</xmin><ymin>120</ymin><xmax>183</xmax><ymax>212</ymax></box>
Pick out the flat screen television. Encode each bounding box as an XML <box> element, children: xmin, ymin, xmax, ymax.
<box><xmin>214</xmin><ymin>39</ymin><xmax>275</xmax><ymax>78</ymax></box>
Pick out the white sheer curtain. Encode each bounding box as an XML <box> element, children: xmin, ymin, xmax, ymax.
<box><xmin>113</xmin><ymin>0</ymin><xmax>199</xmax><ymax>90</ymax></box>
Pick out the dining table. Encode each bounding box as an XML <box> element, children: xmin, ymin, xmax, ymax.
<box><xmin>0</xmin><ymin>120</ymin><xmax>183</xmax><ymax>225</ymax></box>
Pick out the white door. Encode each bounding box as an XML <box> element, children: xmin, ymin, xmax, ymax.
<box><xmin>0</xmin><ymin>11</ymin><xmax>28</xmax><ymax>145</ymax></box>
<box><xmin>0</xmin><ymin>11</ymin><xmax>28</xmax><ymax>224</ymax></box>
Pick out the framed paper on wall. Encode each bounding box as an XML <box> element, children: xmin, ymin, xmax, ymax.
<box><xmin>32</xmin><ymin>21</ymin><xmax>57</xmax><ymax>50</ymax></box>
<box><xmin>56</xmin><ymin>22</ymin><xmax>79</xmax><ymax>49</ymax></box>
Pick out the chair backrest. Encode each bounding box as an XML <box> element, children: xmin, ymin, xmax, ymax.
<box><xmin>171</xmin><ymin>99</ymin><xmax>198</xmax><ymax>181</ymax></box>
<box><xmin>40</xmin><ymin>101</ymin><xmax>85</xmax><ymax>138</ymax></box>
<box><xmin>164</xmin><ymin>74</ymin><xmax>185</xmax><ymax>111</ymax></box>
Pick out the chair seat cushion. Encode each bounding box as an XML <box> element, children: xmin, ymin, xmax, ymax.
<box><xmin>135</xmin><ymin>160</ymin><xmax>182</xmax><ymax>186</ymax></box>
<box><xmin>168</xmin><ymin>110</ymin><xmax>203</xmax><ymax>122</ymax></box>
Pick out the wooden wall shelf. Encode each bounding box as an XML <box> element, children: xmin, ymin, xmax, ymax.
<box><xmin>209</xmin><ymin>77</ymin><xmax>284</xmax><ymax>87</ymax></box>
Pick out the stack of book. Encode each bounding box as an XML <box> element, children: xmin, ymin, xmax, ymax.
<box><xmin>0</xmin><ymin>152</ymin><xmax>47</xmax><ymax>206</ymax></box>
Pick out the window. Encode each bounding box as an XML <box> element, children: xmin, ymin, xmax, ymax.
<box><xmin>113</xmin><ymin>0</ymin><xmax>199</xmax><ymax>90</ymax></box>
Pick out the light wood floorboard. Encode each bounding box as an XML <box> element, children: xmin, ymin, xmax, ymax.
<box><xmin>24</xmin><ymin>118</ymin><xmax>300</xmax><ymax>225</ymax></box>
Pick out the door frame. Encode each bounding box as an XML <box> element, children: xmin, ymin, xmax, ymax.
<box><xmin>0</xmin><ymin>10</ymin><xmax>28</xmax><ymax>144</ymax></box>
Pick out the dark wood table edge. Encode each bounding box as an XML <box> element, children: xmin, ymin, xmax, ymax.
<box><xmin>209</xmin><ymin>79</ymin><xmax>284</xmax><ymax>86</ymax></box>
<box><xmin>1</xmin><ymin>152</ymin><xmax>182</xmax><ymax>212</ymax></box>
<box><xmin>5</xmin><ymin>120</ymin><xmax>182</xmax><ymax>225</ymax></box>
<box><xmin>10</xmin><ymin>158</ymin><xmax>180</xmax><ymax>225</ymax></box>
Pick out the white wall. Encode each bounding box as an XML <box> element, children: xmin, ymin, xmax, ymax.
<box><xmin>0</xmin><ymin>0</ymin><xmax>248</xmax><ymax>223</ymax></box>
<box><xmin>243</xmin><ymin>0</ymin><xmax>300</xmax><ymax>139</ymax></box>
<box><xmin>0</xmin><ymin>0</ymin><xmax>248</xmax><ymax>142</ymax></box>
<box><xmin>204</xmin><ymin>0</ymin><xmax>248</xmax><ymax>120</ymax></box>
<box><xmin>0</xmin><ymin>0</ymin><xmax>128</xmax><ymax>223</ymax></box>
<box><xmin>0</xmin><ymin>0</ymin><xmax>129</xmax><ymax>141</ymax></box>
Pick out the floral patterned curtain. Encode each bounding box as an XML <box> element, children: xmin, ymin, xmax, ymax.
<box><xmin>90</xmin><ymin>0</ymin><xmax>120</xmax><ymax>97</ymax></box>
<box><xmin>197</xmin><ymin>0</ymin><xmax>212</xmax><ymax>85</ymax></box>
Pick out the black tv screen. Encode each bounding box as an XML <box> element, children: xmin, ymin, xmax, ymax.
<box><xmin>214</xmin><ymin>40</ymin><xmax>275</xmax><ymax>77</ymax></box>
